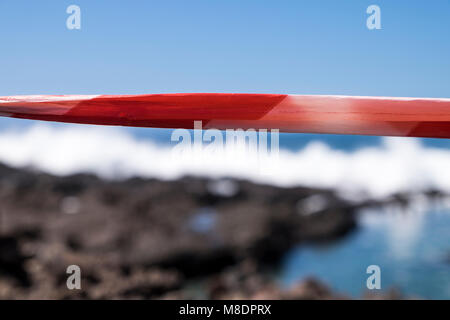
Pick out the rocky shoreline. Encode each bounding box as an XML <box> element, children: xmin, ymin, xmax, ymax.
<box><xmin>0</xmin><ymin>163</ymin><xmax>432</xmax><ymax>299</ymax></box>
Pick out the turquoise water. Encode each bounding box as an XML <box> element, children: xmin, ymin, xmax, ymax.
<box><xmin>279</xmin><ymin>203</ymin><xmax>450</xmax><ymax>299</ymax></box>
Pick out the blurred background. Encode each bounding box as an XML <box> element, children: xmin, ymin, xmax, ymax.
<box><xmin>0</xmin><ymin>0</ymin><xmax>449</xmax><ymax>299</ymax></box>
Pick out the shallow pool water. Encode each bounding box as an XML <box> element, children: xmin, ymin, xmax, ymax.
<box><xmin>279</xmin><ymin>199</ymin><xmax>450</xmax><ymax>299</ymax></box>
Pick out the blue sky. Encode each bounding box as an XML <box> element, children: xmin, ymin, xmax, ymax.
<box><xmin>0</xmin><ymin>0</ymin><xmax>449</xmax><ymax>148</ymax></box>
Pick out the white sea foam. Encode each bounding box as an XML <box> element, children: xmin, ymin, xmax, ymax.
<box><xmin>0</xmin><ymin>124</ymin><xmax>449</xmax><ymax>198</ymax></box>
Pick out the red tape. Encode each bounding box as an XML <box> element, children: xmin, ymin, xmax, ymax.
<box><xmin>1</xmin><ymin>93</ymin><xmax>450</xmax><ymax>138</ymax></box>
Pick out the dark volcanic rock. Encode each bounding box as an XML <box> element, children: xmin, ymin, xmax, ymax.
<box><xmin>0</xmin><ymin>235</ymin><xmax>31</xmax><ymax>287</ymax></box>
<box><xmin>0</xmin><ymin>162</ymin><xmax>371</xmax><ymax>299</ymax></box>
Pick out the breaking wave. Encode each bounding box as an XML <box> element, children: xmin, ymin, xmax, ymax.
<box><xmin>0</xmin><ymin>124</ymin><xmax>449</xmax><ymax>198</ymax></box>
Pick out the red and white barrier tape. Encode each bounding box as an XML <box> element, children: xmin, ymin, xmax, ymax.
<box><xmin>1</xmin><ymin>93</ymin><xmax>450</xmax><ymax>138</ymax></box>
